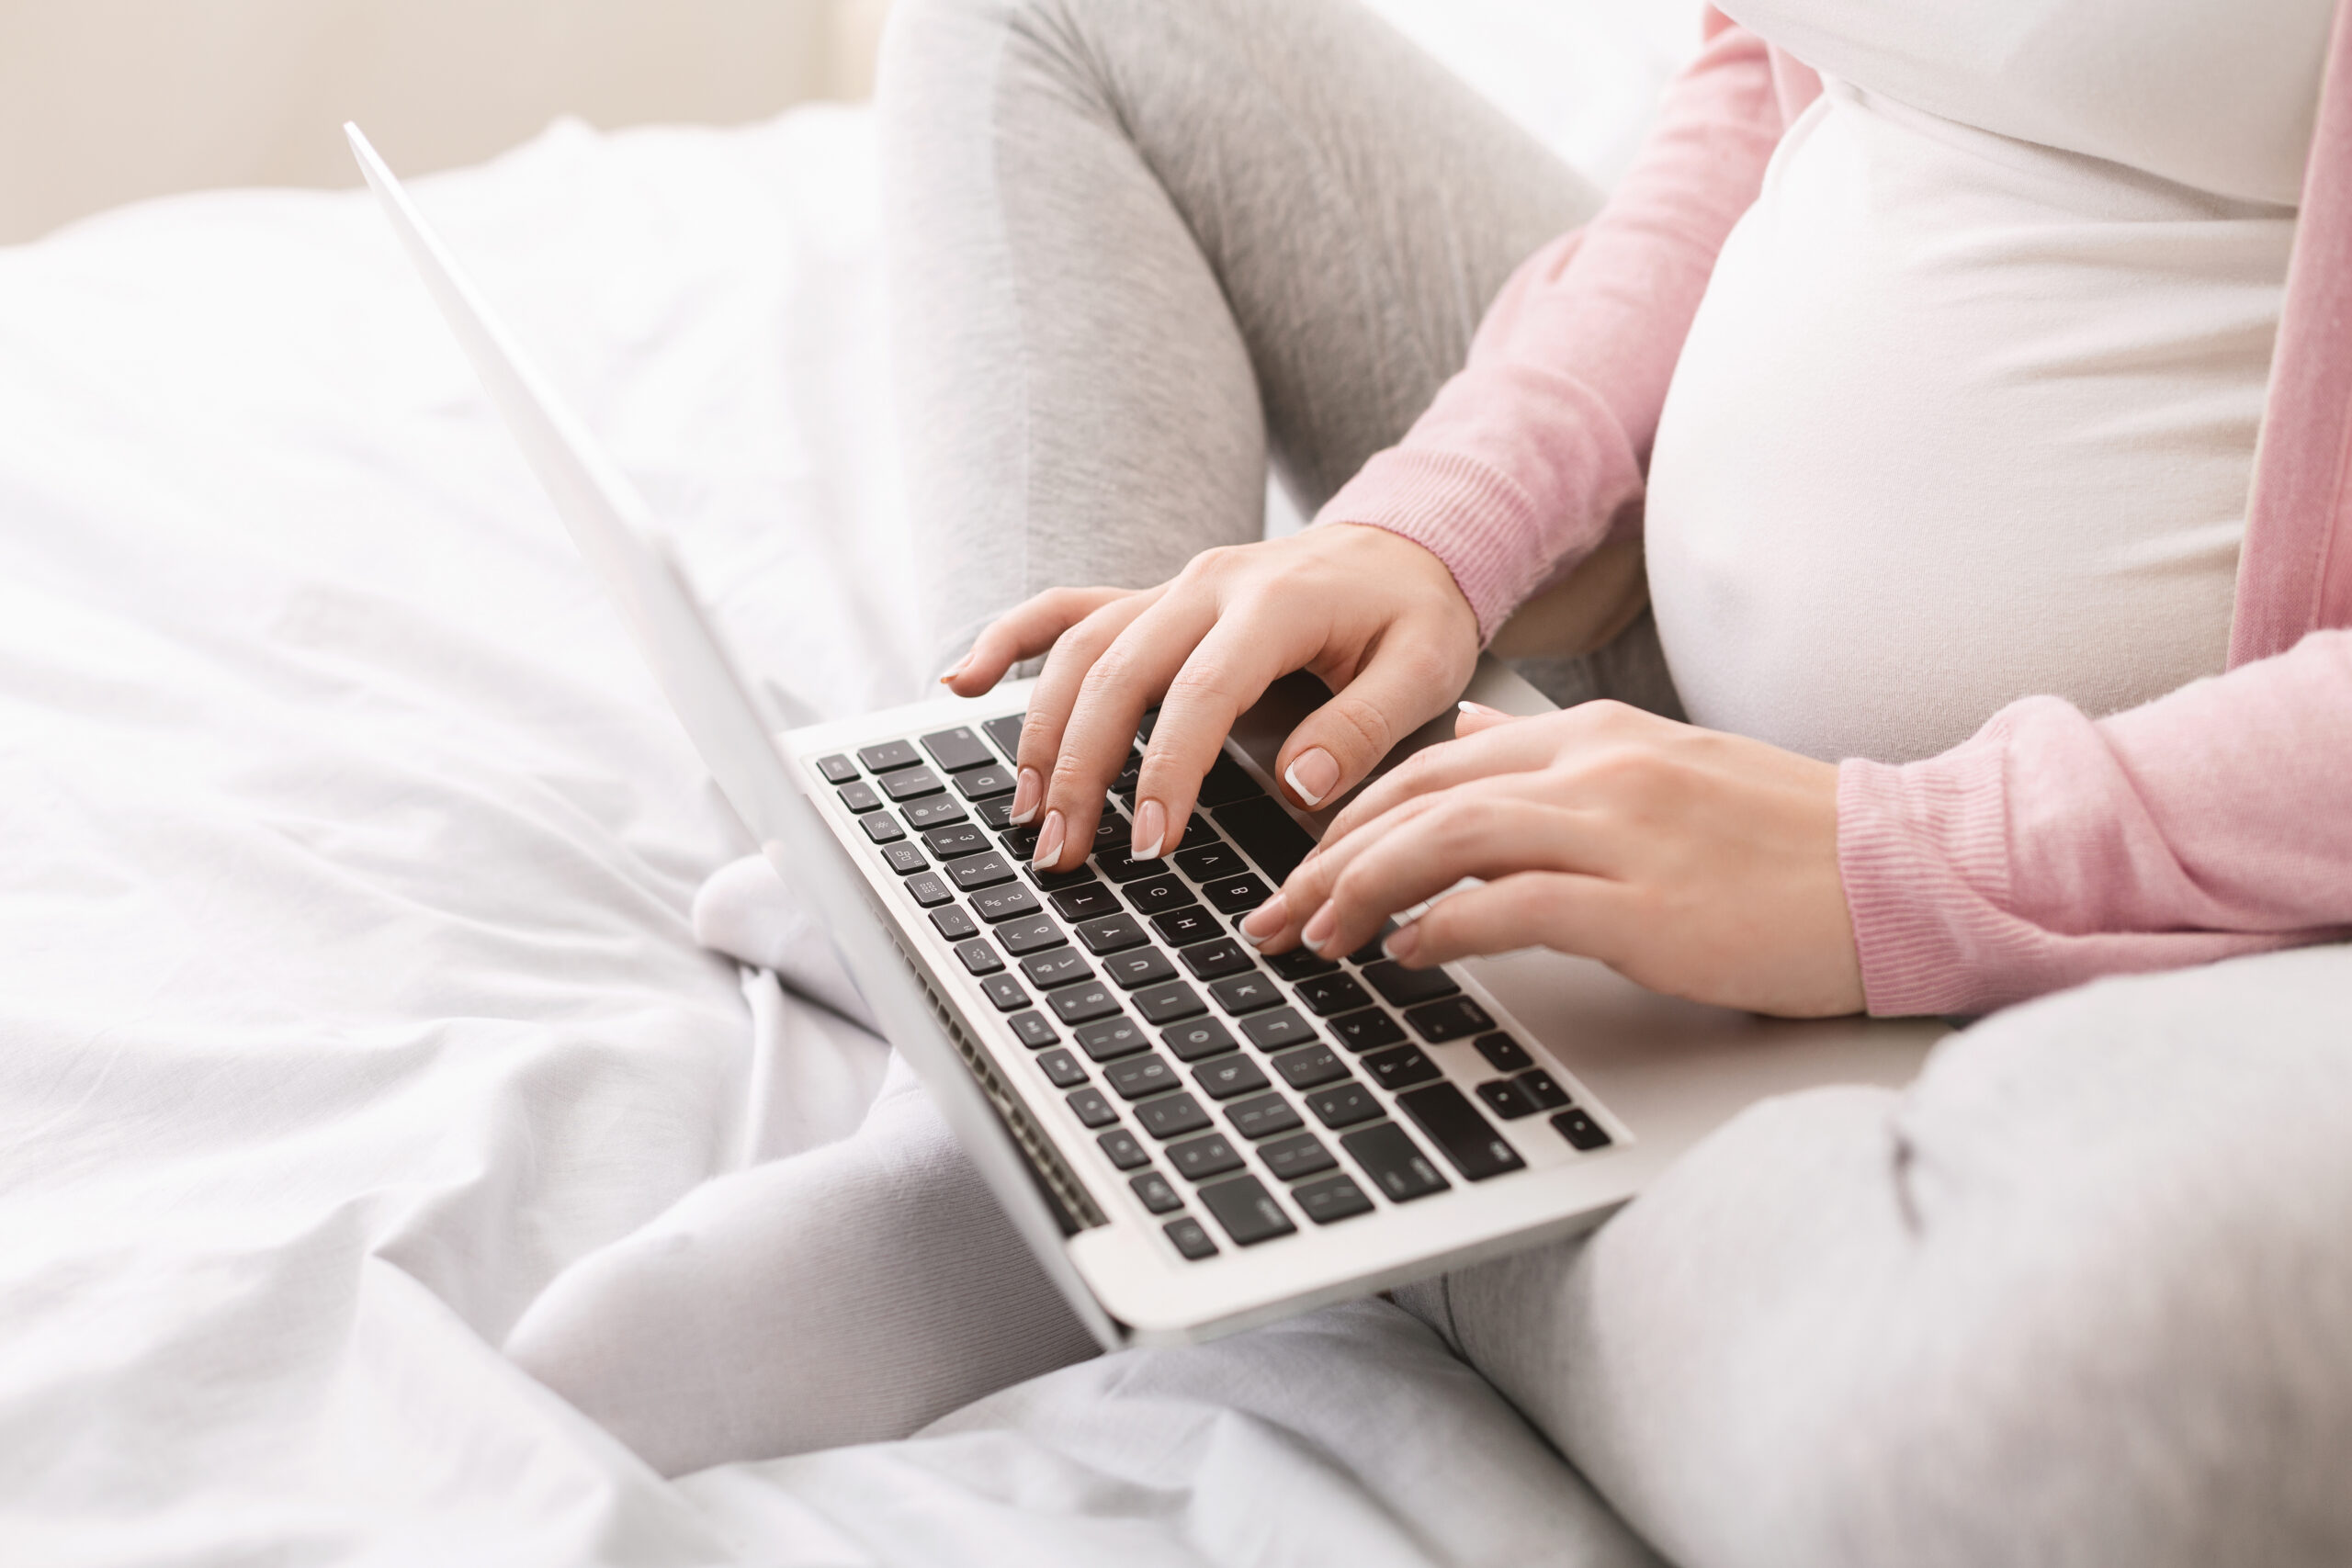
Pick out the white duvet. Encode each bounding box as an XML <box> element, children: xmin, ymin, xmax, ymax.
<box><xmin>0</xmin><ymin>8</ymin><xmax>1690</xmax><ymax>1562</ymax></box>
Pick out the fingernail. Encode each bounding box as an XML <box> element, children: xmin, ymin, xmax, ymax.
<box><xmin>940</xmin><ymin>654</ymin><xmax>971</xmax><ymax>685</ymax></box>
<box><xmin>1129</xmin><ymin>798</ymin><xmax>1166</xmax><ymax>862</ymax></box>
<box><xmin>1238</xmin><ymin>893</ymin><xmax>1288</xmax><ymax>945</ymax></box>
<box><xmin>1284</xmin><ymin>747</ymin><xmax>1340</xmax><ymax>807</ymax></box>
<box><xmin>1032</xmin><ymin>809</ymin><xmax>1065</xmax><ymax>868</ymax></box>
<box><xmin>1457</xmin><ymin>700</ymin><xmax>1504</xmax><ymax>717</ymax></box>
<box><xmin>1008</xmin><ymin>768</ymin><xmax>1042</xmax><ymax>826</ymax></box>
<box><xmin>1301</xmin><ymin>904</ymin><xmax>1337</xmax><ymax>953</ymax></box>
<box><xmin>1383</xmin><ymin>922</ymin><xmax>1421</xmax><ymax>964</ymax></box>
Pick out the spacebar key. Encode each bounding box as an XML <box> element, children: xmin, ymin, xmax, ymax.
<box><xmin>1396</xmin><ymin>1082</ymin><xmax>1527</xmax><ymax>1180</ymax></box>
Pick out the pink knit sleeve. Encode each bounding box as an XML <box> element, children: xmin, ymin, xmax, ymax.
<box><xmin>1315</xmin><ymin>17</ymin><xmax>1800</xmax><ymax>641</ymax></box>
<box><xmin>1838</xmin><ymin>629</ymin><xmax>2352</xmax><ymax>1017</ymax></box>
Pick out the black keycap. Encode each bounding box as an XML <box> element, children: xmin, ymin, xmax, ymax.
<box><xmin>1020</xmin><ymin>948</ymin><xmax>1092</xmax><ymax>989</ymax></box>
<box><xmin>1036</xmin><ymin>1049</ymin><xmax>1088</xmax><ymax>1089</ymax></box>
<box><xmin>1328</xmin><ymin>1008</ymin><xmax>1407</xmax><ymax>1054</ymax></box>
<box><xmin>838</xmin><ymin>780</ymin><xmax>882</xmax><ymax>814</ymax></box>
<box><xmin>970</xmin><ymin>883</ymin><xmax>1046</xmax><ymax>923</ymax></box>
<box><xmin>1405</xmin><ymin>996</ymin><xmax>1496</xmax><ymax>1043</ymax></box>
<box><xmin>998</xmin><ymin>822</ymin><xmax>1039</xmax><ymax>858</ymax></box>
<box><xmin>1152</xmin><ymin>908</ymin><xmax>1222</xmax><ymax>946</ymax></box>
<box><xmin>1122</xmin><ymin>873</ymin><xmax>1199</xmax><ymax>917</ymax></box>
<box><xmin>1553</xmin><ymin>1108</ymin><xmax>1614</xmax><ymax>1150</ymax></box>
<box><xmin>1517</xmin><ymin>1068</ymin><xmax>1571</xmax><ymax>1110</ymax></box>
<box><xmin>1363</xmin><ymin>1043</ymin><xmax>1443</xmax><ymax>1092</ymax></box>
<box><xmin>1271</xmin><ymin>1044</ymin><xmax>1351</xmax><ymax>1091</ymax></box>
<box><xmin>816</xmin><ymin>753</ymin><xmax>858</xmax><ymax>784</ymax></box>
<box><xmin>1048</xmin><ymin>882</ymin><xmax>1122</xmax><ymax>921</ymax></box>
<box><xmin>1476</xmin><ymin>1078</ymin><xmax>1539</xmax><ymax>1121</ymax></box>
<box><xmin>1135</xmin><ymin>707</ymin><xmax>1160</xmax><ymax>742</ymax></box>
<box><xmin>1111</xmin><ymin>748</ymin><xmax>1143</xmax><ymax>795</ymax></box>
<box><xmin>1130</xmin><ymin>1170</ymin><xmax>1183</xmax><ymax>1213</ymax></box>
<box><xmin>1397</xmin><ymin>1082</ymin><xmax>1526</xmax><ymax>1180</ymax></box>
<box><xmin>1200</xmin><ymin>874</ymin><xmax>1276</xmax><ymax>917</ymax></box>
<box><xmin>1075</xmin><ymin>914</ymin><xmax>1149</xmax><ymax>955</ymax></box>
<box><xmin>948</xmin><ymin>851</ymin><xmax>1016</xmax><ymax>892</ymax></box>
<box><xmin>881</xmin><ymin>841</ymin><xmax>928</xmax><ymax>875</ymax></box>
<box><xmin>921</xmin><ymin>727</ymin><xmax>997</xmax><ymax>774</ymax></box>
<box><xmin>1178</xmin><ymin>938</ymin><xmax>1256</xmax><ymax>981</ymax></box>
<box><xmin>1105</xmin><ymin>1053</ymin><xmax>1178</xmax><ymax>1100</ymax></box>
<box><xmin>904</xmin><ymin>872</ymin><xmax>954</xmax><ymax>908</ymax></box>
<box><xmin>1097</xmin><ymin>847</ymin><xmax>1169</xmax><ymax>885</ymax></box>
<box><xmin>977</xmin><ymin>797</ymin><xmax>1019</xmax><ymax>829</ymax></box>
<box><xmin>1265</xmin><ymin>949</ymin><xmax>1337</xmax><ymax>983</ymax></box>
<box><xmin>1359</xmin><ymin>960</ymin><xmax>1461</xmax><ymax>1008</ymax></box>
<box><xmin>1474</xmin><ymin>1032</ymin><xmax>1535</xmax><ymax>1074</ymax></box>
<box><xmin>1136</xmin><ymin>1092</ymin><xmax>1214</xmax><ymax>1141</ymax></box>
<box><xmin>1240</xmin><ymin>1006</ymin><xmax>1317</xmax><ymax>1051</ymax></box>
<box><xmin>1195</xmin><ymin>752</ymin><xmax>1264</xmax><ymax>807</ymax></box>
<box><xmin>861</xmin><ymin>814</ymin><xmax>905</xmax><ymax>845</ymax></box>
<box><xmin>1089</xmin><ymin>816</ymin><xmax>1130</xmax><ymax>856</ymax></box>
<box><xmin>1025</xmin><ymin>860</ymin><xmax>1100</xmax><ymax>892</ymax></box>
<box><xmin>856</xmin><ymin>739</ymin><xmax>922</xmax><ymax>773</ymax></box>
<box><xmin>1066</xmin><ymin>1087</ymin><xmax>1117</xmax><ymax>1127</ymax></box>
<box><xmin>1103</xmin><ymin>947</ymin><xmax>1177</xmax><ymax>990</ymax></box>
<box><xmin>880</xmin><ymin>765</ymin><xmax>945</xmax><ymax>803</ymax></box>
<box><xmin>929</xmin><ymin>905</ymin><xmax>979</xmax><ymax>942</ymax></box>
<box><xmin>1341</xmin><ymin>1122</ymin><xmax>1452</xmax><ymax>1202</ymax></box>
<box><xmin>1099</xmin><ymin>1129</ymin><xmax>1150</xmax><ymax>1169</ymax></box>
<box><xmin>1007</xmin><ymin>1010</ymin><xmax>1056</xmax><ymax>1049</ymax></box>
<box><xmin>1305</xmin><ymin>1081</ymin><xmax>1382</xmax><ymax>1128</ymax></box>
<box><xmin>1193</xmin><ymin>1054</ymin><xmax>1270</xmax><ymax>1100</ymax></box>
<box><xmin>1164</xmin><ymin>1216</ymin><xmax>1218</xmax><ymax>1259</ymax></box>
<box><xmin>1168</xmin><ymin>1132</ymin><xmax>1246</xmax><ymax>1182</ymax></box>
<box><xmin>978</xmin><ymin>974</ymin><xmax>1028</xmax><ymax>1013</ymax></box>
<box><xmin>1177</xmin><ymin>816</ymin><xmax>1221</xmax><ymax>852</ymax></box>
<box><xmin>1227</xmin><ymin>1092</ymin><xmax>1305</xmax><ymax>1142</ymax></box>
<box><xmin>1294</xmin><ymin>973</ymin><xmax>1373</xmax><ymax>1017</ymax></box>
<box><xmin>1200</xmin><ymin>1175</ymin><xmax>1297</xmax><ymax>1247</ymax></box>
<box><xmin>1213</xmin><ymin>795</ymin><xmax>1315</xmax><ymax>879</ymax></box>
<box><xmin>955</xmin><ymin>939</ymin><xmax>1002</xmax><ymax>976</ymax></box>
<box><xmin>901</xmin><ymin>795</ymin><xmax>967</xmax><ymax>830</ymax></box>
<box><xmin>1294</xmin><ymin>1174</ymin><xmax>1374</xmax><ymax>1224</ymax></box>
<box><xmin>1173</xmin><ymin>842</ymin><xmax>1247</xmax><ymax>883</ymax></box>
<box><xmin>1211</xmin><ymin>973</ymin><xmax>1283</xmax><ymax>1015</ymax></box>
<box><xmin>1162</xmin><ymin>1017</ymin><xmax>1239</xmax><ymax>1063</ymax></box>
<box><xmin>1131</xmin><ymin>981</ymin><xmax>1206</xmax><ymax>1025</ymax></box>
<box><xmin>1074</xmin><ymin>1015</ymin><xmax>1149</xmax><ymax>1062</ymax></box>
<box><xmin>981</xmin><ymin>713</ymin><xmax>1025</xmax><ymax>762</ymax></box>
<box><xmin>995</xmin><ymin>914</ymin><xmax>1067</xmax><ymax>956</ymax></box>
<box><xmin>1258</xmin><ymin>1130</ymin><xmax>1335</xmax><ymax>1179</ymax></box>
<box><xmin>923</xmin><ymin>823</ymin><xmax>991</xmax><ymax>861</ymax></box>
<box><xmin>1048</xmin><ymin>981</ymin><xmax>1123</xmax><ymax>1026</ymax></box>
<box><xmin>954</xmin><ymin>764</ymin><xmax>1017</xmax><ymax>800</ymax></box>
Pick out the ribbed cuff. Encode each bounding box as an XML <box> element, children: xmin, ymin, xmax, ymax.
<box><xmin>1317</xmin><ymin>448</ymin><xmax>1542</xmax><ymax>643</ymax></box>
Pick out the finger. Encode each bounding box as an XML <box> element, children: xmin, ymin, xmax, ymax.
<box><xmin>1038</xmin><ymin>589</ymin><xmax>1221</xmax><ymax>871</ymax></box>
<box><xmin>1450</xmin><ymin>700</ymin><xmax>1523</xmax><ymax>739</ymax></box>
<box><xmin>1272</xmin><ymin>630</ymin><xmax>1467</xmax><ymax>811</ymax></box>
<box><xmin>1131</xmin><ymin>603</ymin><xmax>1317</xmax><ymax>859</ymax></box>
<box><xmin>943</xmin><ymin>586</ymin><xmax>1131</xmax><ymax>697</ymax></box>
<box><xmin>1014</xmin><ymin>591</ymin><xmax>1159</xmax><ymax>842</ymax></box>
<box><xmin>1319</xmin><ymin>698</ymin><xmax>1651</xmax><ymax>847</ymax></box>
<box><xmin>1380</xmin><ymin>871</ymin><xmax>1631</xmax><ymax>971</ymax></box>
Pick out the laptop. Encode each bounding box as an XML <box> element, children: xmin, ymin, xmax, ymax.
<box><xmin>346</xmin><ymin>124</ymin><xmax>1944</xmax><ymax>1348</ymax></box>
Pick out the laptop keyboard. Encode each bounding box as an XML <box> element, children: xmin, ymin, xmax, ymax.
<box><xmin>816</xmin><ymin>714</ymin><xmax>1614</xmax><ymax>1263</ymax></box>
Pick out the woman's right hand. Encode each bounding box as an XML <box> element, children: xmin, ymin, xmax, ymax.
<box><xmin>941</xmin><ymin>523</ymin><xmax>1480</xmax><ymax>873</ymax></box>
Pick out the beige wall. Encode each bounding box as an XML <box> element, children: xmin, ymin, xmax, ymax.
<box><xmin>0</xmin><ymin>0</ymin><xmax>895</xmax><ymax>244</ymax></box>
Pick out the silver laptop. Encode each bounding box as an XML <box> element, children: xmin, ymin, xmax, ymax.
<box><xmin>347</xmin><ymin>124</ymin><xmax>1943</xmax><ymax>1348</ymax></box>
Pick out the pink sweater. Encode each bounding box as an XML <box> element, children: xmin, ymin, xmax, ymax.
<box><xmin>1322</xmin><ymin>7</ymin><xmax>2352</xmax><ymax>1017</ymax></box>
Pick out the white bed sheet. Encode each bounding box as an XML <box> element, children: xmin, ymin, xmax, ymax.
<box><xmin>0</xmin><ymin>7</ymin><xmax>1693</xmax><ymax>1562</ymax></box>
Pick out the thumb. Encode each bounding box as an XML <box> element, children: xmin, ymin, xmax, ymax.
<box><xmin>1274</xmin><ymin>642</ymin><xmax>1463</xmax><ymax>810</ymax></box>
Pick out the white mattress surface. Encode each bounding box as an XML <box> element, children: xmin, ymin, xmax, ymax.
<box><xmin>0</xmin><ymin>7</ymin><xmax>1692</xmax><ymax>1561</ymax></box>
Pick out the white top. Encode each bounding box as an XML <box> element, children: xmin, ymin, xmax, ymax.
<box><xmin>1643</xmin><ymin>0</ymin><xmax>2327</xmax><ymax>763</ymax></box>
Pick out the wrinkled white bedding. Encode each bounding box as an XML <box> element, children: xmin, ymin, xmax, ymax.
<box><xmin>0</xmin><ymin>8</ymin><xmax>1691</xmax><ymax>1562</ymax></box>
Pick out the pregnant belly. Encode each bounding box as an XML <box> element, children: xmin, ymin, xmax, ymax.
<box><xmin>1643</xmin><ymin>86</ymin><xmax>2288</xmax><ymax>764</ymax></box>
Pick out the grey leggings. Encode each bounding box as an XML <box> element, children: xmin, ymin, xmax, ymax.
<box><xmin>878</xmin><ymin>4</ymin><xmax>2352</xmax><ymax>1564</ymax></box>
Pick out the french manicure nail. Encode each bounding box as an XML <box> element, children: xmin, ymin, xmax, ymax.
<box><xmin>1032</xmin><ymin>809</ymin><xmax>1065</xmax><ymax>868</ymax></box>
<box><xmin>1008</xmin><ymin>767</ymin><xmax>1042</xmax><ymax>825</ymax></box>
<box><xmin>1301</xmin><ymin>905</ymin><xmax>1337</xmax><ymax>953</ymax></box>
<box><xmin>1457</xmin><ymin>699</ymin><xmax>1504</xmax><ymax>717</ymax></box>
<box><xmin>1284</xmin><ymin>747</ymin><xmax>1340</xmax><ymax>807</ymax></box>
<box><xmin>940</xmin><ymin>654</ymin><xmax>971</xmax><ymax>684</ymax></box>
<box><xmin>1129</xmin><ymin>798</ymin><xmax>1166</xmax><ymax>862</ymax></box>
<box><xmin>1383</xmin><ymin>922</ymin><xmax>1421</xmax><ymax>964</ymax></box>
<box><xmin>1238</xmin><ymin>893</ymin><xmax>1288</xmax><ymax>945</ymax></box>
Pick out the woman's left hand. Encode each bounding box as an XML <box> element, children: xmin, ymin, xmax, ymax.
<box><xmin>1238</xmin><ymin>700</ymin><xmax>1866</xmax><ymax>1018</ymax></box>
